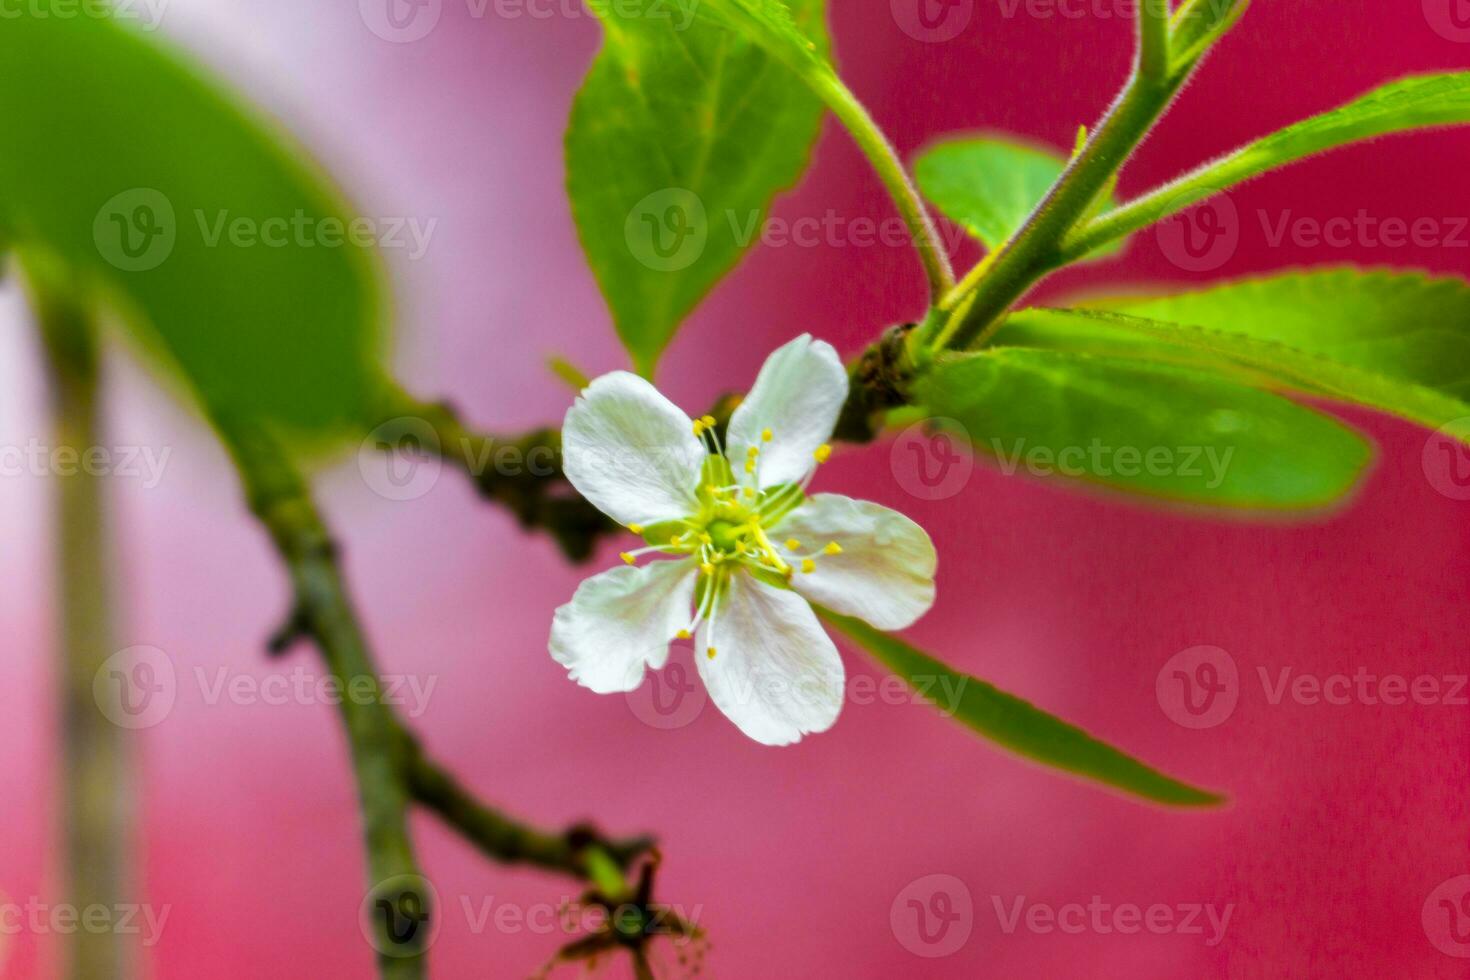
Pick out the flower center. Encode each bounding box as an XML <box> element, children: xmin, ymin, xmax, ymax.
<box><xmin>704</xmin><ymin>518</ymin><xmax>747</xmax><ymax>556</ymax></box>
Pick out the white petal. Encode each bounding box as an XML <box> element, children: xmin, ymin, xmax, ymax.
<box><xmin>695</xmin><ymin>573</ymin><xmax>844</xmax><ymax>746</ymax></box>
<box><xmin>727</xmin><ymin>335</ymin><xmax>848</xmax><ymax>489</ymax></box>
<box><xmin>562</xmin><ymin>372</ymin><xmax>706</xmax><ymax>527</ymax></box>
<box><xmin>777</xmin><ymin>494</ymin><xmax>937</xmax><ymax>630</ymax></box>
<box><xmin>550</xmin><ymin>559</ymin><xmax>696</xmax><ymax>694</ymax></box>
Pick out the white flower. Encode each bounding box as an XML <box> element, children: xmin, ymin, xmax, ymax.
<box><xmin>550</xmin><ymin>335</ymin><xmax>937</xmax><ymax>746</ymax></box>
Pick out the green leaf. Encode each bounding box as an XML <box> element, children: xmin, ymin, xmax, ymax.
<box><xmin>1066</xmin><ymin>73</ymin><xmax>1470</xmax><ymax>257</ymax></box>
<box><xmin>1000</xmin><ymin>269</ymin><xmax>1470</xmax><ymax>435</ymax></box>
<box><xmin>913</xmin><ymin>135</ymin><xmax>1123</xmax><ymax>260</ymax></box>
<box><xmin>912</xmin><ymin>347</ymin><xmax>1372</xmax><ymax>510</ymax></box>
<box><xmin>566</xmin><ymin>0</ymin><xmax>829</xmax><ymax>375</ymax></box>
<box><xmin>819</xmin><ymin>609</ymin><xmax>1223</xmax><ymax>807</ymax></box>
<box><xmin>0</xmin><ymin>8</ymin><xmax>386</xmax><ymax>434</ymax></box>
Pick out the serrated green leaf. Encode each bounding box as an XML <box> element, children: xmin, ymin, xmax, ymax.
<box><xmin>566</xmin><ymin>0</ymin><xmax>829</xmax><ymax>375</ymax></box>
<box><xmin>913</xmin><ymin>136</ymin><xmax>1123</xmax><ymax>260</ymax></box>
<box><xmin>0</xmin><ymin>7</ymin><xmax>386</xmax><ymax>434</ymax></box>
<box><xmin>819</xmin><ymin>609</ymin><xmax>1223</xmax><ymax>807</ymax></box>
<box><xmin>912</xmin><ymin>347</ymin><xmax>1372</xmax><ymax>510</ymax></box>
<box><xmin>999</xmin><ymin>269</ymin><xmax>1470</xmax><ymax>435</ymax></box>
<box><xmin>1066</xmin><ymin>73</ymin><xmax>1470</xmax><ymax>257</ymax></box>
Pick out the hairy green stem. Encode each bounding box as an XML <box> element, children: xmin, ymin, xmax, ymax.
<box><xmin>34</xmin><ymin>268</ymin><xmax>133</xmax><ymax>980</ymax></box>
<box><xmin>930</xmin><ymin>2</ymin><xmax>1243</xmax><ymax>352</ymax></box>
<box><xmin>933</xmin><ymin>67</ymin><xmax>1186</xmax><ymax>350</ymax></box>
<box><xmin>222</xmin><ymin>421</ymin><xmax>427</xmax><ymax>979</ymax></box>
<box><xmin>1138</xmin><ymin>0</ymin><xmax>1170</xmax><ymax>82</ymax></box>
<box><xmin>808</xmin><ymin>71</ymin><xmax>955</xmax><ymax>303</ymax></box>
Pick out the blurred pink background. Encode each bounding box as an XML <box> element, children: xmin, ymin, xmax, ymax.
<box><xmin>3</xmin><ymin>0</ymin><xmax>1470</xmax><ymax>976</ymax></box>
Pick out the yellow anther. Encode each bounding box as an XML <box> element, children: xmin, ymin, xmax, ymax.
<box><xmin>628</xmin><ymin>523</ymin><xmax>643</xmax><ymax>535</ymax></box>
<box><xmin>692</xmin><ymin>419</ymin><xmax>706</xmax><ymax>436</ymax></box>
<box><xmin>699</xmin><ymin>532</ymin><xmax>713</xmax><ymax>545</ymax></box>
<box><xmin>619</xmin><ymin>552</ymin><xmax>636</xmax><ymax>565</ymax></box>
<box><xmin>670</xmin><ymin>534</ymin><xmax>683</xmax><ymax>547</ymax></box>
<box><xmin>700</xmin><ymin>415</ymin><xmax>717</xmax><ymax>427</ymax></box>
<box><xmin>676</xmin><ymin>629</ymin><xmax>691</xmax><ymax>640</ymax></box>
<box><xmin>742</xmin><ymin>487</ymin><xmax>755</xmax><ymax>499</ymax></box>
<box><xmin>761</xmin><ymin>428</ymin><xmax>773</xmax><ymax>442</ymax></box>
<box><xmin>785</xmin><ymin>538</ymin><xmax>801</xmax><ymax>551</ymax></box>
<box><xmin>824</xmin><ymin>541</ymin><xmax>843</xmax><ymax>555</ymax></box>
<box><xmin>747</xmin><ymin>445</ymin><xmax>759</xmax><ymax>457</ymax></box>
<box><xmin>706</xmin><ymin>646</ymin><xmax>718</xmax><ymax>660</ymax></box>
<box><xmin>700</xmin><ymin>562</ymin><xmax>714</xmax><ymax>575</ymax></box>
<box><xmin>813</xmin><ymin>444</ymin><xmax>832</xmax><ymax>464</ymax></box>
<box><xmin>801</xmin><ymin>558</ymin><xmax>816</xmax><ymax>574</ymax></box>
<box><xmin>744</xmin><ymin>460</ymin><xmax>756</xmax><ymax>474</ymax></box>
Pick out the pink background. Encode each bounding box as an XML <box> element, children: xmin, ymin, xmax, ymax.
<box><xmin>3</xmin><ymin>0</ymin><xmax>1470</xmax><ymax>976</ymax></box>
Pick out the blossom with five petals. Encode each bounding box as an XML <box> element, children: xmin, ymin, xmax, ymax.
<box><xmin>550</xmin><ymin>335</ymin><xmax>937</xmax><ymax>745</ymax></box>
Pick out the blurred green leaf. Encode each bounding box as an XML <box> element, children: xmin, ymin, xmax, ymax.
<box><xmin>0</xmin><ymin>7</ymin><xmax>385</xmax><ymax>434</ymax></box>
<box><xmin>565</xmin><ymin>0</ymin><xmax>829</xmax><ymax>376</ymax></box>
<box><xmin>913</xmin><ymin>135</ymin><xmax>1123</xmax><ymax>259</ymax></box>
<box><xmin>820</xmin><ymin>609</ymin><xmax>1223</xmax><ymax>807</ymax></box>
<box><xmin>912</xmin><ymin>347</ymin><xmax>1372</xmax><ymax>509</ymax></box>
<box><xmin>1000</xmin><ymin>269</ymin><xmax>1470</xmax><ymax>435</ymax></box>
